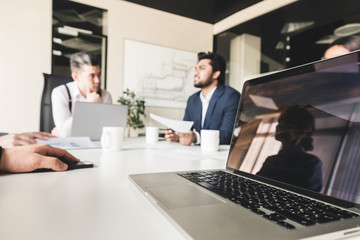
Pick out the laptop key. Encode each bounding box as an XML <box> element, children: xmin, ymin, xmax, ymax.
<box><xmin>277</xmin><ymin>209</ymin><xmax>316</xmax><ymax>226</ymax></box>
<box><xmin>251</xmin><ymin>208</ymin><xmax>266</xmax><ymax>215</ymax></box>
<box><xmin>270</xmin><ymin>213</ymin><xmax>286</xmax><ymax>221</ymax></box>
<box><xmin>197</xmin><ymin>181</ymin><xmax>221</xmax><ymax>192</ymax></box>
<box><xmin>313</xmin><ymin>214</ymin><xmax>340</xmax><ymax>223</ymax></box>
<box><xmin>339</xmin><ymin>211</ymin><xmax>359</xmax><ymax>219</ymax></box>
<box><xmin>277</xmin><ymin>221</ymin><xmax>296</xmax><ymax>229</ymax></box>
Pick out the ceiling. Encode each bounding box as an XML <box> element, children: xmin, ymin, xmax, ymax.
<box><xmin>124</xmin><ymin>0</ymin><xmax>262</xmax><ymax>24</ymax></box>
<box><xmin>214</xmin><ymin>0</ymin><xmax>360</xmax><ymax>68</ymax></box>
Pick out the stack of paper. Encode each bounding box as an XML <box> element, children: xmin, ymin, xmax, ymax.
<box><xmin>150</xmin><ymin>113</ymin><xmax>193</xmax><ymax>133</ymax></box>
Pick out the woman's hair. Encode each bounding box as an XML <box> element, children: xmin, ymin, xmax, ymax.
<box><xmin>329</xmin><ymin>35</ymin><xmax>360</xmax><ymax>52</ymax></box>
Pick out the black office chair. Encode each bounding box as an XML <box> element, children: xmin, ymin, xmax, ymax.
<box><xmin>40</xmin><ymin>73</ymin><xmax>73</xmax><ymax>132</ymax></box>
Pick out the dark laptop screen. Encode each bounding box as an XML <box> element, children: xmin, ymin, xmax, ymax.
<box><xmin>227</xmin><ymin>51</ymin><xmax>360</xmax><ymax>204</ymax></box>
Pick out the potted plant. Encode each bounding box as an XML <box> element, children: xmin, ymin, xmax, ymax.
<box><xmin>117</xmin><ymin>89</ymin><xmax>146</xmax><ymax>137</ymax></box>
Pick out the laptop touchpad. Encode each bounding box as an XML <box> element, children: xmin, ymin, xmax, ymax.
<box><xmin>147</xmin><ymin>184</ymin><xmax>223</xmax><ymax>209</ymax></box>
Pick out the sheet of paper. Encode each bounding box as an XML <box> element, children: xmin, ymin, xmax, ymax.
<box><xmin>150</xmin><ymin>113</ymin><xmax>193</xmax><ymax>133</ymax></box>
<box><xmin>36</xmin><ymin>137</ymin><xmax>100</xmax><ymax>150</ymax></box>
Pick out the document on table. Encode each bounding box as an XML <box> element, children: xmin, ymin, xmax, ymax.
<box><xmin>150</xmin><ymin>113</ymin><xmax>194</xmax><ymax>133</ymax></box>
<box><xmin>36</xmin><ymin>137</ymin><xmax>100</xmax><ymax>150</ymax></box>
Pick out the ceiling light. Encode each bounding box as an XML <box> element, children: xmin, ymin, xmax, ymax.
<box><xmin>52</xmin><ymin>50</ymin><xmax>62</xmax><ymax>56</ymax></box>
<box><xmin>275</xmin><ymin>41</ymin><xmax>284</xmax><ymax>50</ymax></box>
<box><xmin>249</xmin><ymin>94</ymin><xmax>277</xmax><ymax>110</ymax></box>
<box><xmin>315</xmin><ymin>35</ymin><xmax>339</xmax><ymax>45</ymax></box>
<box><xmin>53</xmin><ymin>37</ymin><xmax>62</xmax><ymax>44</ymax></box>
<box><xmin>57</xmin><ymin>26</ymin><xmax>92</xmax><ymax>36</ymax></box>
<box><xmin>281</xmin><ymin>21</ymin><xmax>315</xmax><ymax>34</ymax></box>
<box><xmin>334</xmin><ymin>23</ymin><xmax>360</xmax><ymax>37</ymax></box>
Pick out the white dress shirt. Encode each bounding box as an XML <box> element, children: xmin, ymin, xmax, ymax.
<box><xmin>194</xmin><ymin>86</ymin><xmax>217</xmax><ymax>144</ymax></box>
<box><xmin>51</xmin><ymin>81</ymin><xmax>112</xmax><ymax>137</ymax></box>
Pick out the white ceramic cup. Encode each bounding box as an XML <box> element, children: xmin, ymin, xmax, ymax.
<box><xmin>200</xmin><ymin>129</ymin><xmax>220</xmax><ymax>153</ymax></box>
<box><xmin>146</xmin><ymin>126</ymin><xmax>159</xmax><ymax>144</ymax></box>
<box><xmin>101</xmin><ymin>127</ymin><xmax>124</xmax><ymax>151</ymax></box>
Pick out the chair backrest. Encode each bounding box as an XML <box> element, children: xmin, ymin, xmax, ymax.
<box><xmin>40</xmin><ymin>73</ymin><xmax>73</xmax><ymax>132</ymax></box>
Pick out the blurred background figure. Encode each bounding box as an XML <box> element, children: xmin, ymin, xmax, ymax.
<box><xmin>323</xmin><ymin>35</ymin><xmax>360</xmax><ymax>59</ymax></box>
<box><xmin>51</xmin><ymin>51</ymin><xmax>113</xmax><ymax>137</ymax></box>
<box><xmin>257</xmin><ymin>106</ymin><xmax>323</xmax><ymax>192</ymax></box>
<box><xmin>165</xmin><ymin>52</ymin><xmax>240</xmax><ymax>146</ymax></box>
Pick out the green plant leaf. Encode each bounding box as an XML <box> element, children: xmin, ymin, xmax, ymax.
<box><xmin>117</xmin><ymin>89</ymin><xmax>146</xmax><ymax>130</ymax></box>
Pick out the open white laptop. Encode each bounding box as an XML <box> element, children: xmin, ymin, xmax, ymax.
<box><xmin>130</xmin><ymin>51</ymin><xmax>360</xmax><ymax>240</ymax></box>
<box><xmin>71</xmin><ymin>102</ymin><xmax>128</xmax><ymax>140</ymax></box>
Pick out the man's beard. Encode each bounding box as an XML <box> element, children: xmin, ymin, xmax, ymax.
<box><xmin>194</xmin><ymin>77</ymin><xmax>213</xmax><ymax>88</ymax></box>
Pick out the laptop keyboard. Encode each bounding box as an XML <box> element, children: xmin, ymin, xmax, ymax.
<box><xmin>178</xmin><ymin>171</ymin><xmax>359</xmax><ymax>230</ymax></box>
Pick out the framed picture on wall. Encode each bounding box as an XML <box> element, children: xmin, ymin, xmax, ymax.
<box><xmin>123</xmin><ymin>39</ymin><xmax>198</xmax><ymax>108</ymax></box>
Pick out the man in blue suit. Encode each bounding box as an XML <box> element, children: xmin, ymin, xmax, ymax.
<box><xmin>165</xmin><ymin>52</ymin><xmax>240</xmax><ymax>145</ymax></box>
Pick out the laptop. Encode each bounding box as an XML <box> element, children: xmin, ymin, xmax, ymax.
<box><xmin>71</xmin><ymin>102</ymin><xmax>128</xmax><ymax>140</ymax></box>
<box><xmin>130</xmin><ymin>51</ymin><xmax>360</xmax><ymax>240</ymax></box>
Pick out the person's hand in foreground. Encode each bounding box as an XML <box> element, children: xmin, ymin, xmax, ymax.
<box><xmin>0</xmin><ymin>144</ymin><xmax>80</xmax><ymax>173</ymax></box>
<box><xmin>165</xmin><ymin>128</ymin><xmax>180</xmax><ymax>142</ymax></box>
<box><xmin>0</xmin><ymin>132</ymin><xmax>56</xmax><ymax>147</ymax></box>
<box><xmin>178</xmin><ymin>131</ymin><xmax>197</xmax><ymax>146</ymax></box>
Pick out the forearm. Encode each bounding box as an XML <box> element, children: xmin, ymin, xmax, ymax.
<box><xmin>178</xmin><ymin>131</ymin><xmax>197</xmax><ymax>146</ymax></box>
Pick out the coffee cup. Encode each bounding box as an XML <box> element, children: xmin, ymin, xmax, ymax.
<box><xmin>200</xmin><ymin>129</ymin><xmax>219</xmax><ymax>153</ymax></box>
<box><xmin>101</xmin><ymin>127</ymin><xmax>124</xmax><ymax>151</ymax></box>
<box><xmin>146</xmin><ymin>126</ymin><xmax>159</xmax><ymax>144</ymax></box>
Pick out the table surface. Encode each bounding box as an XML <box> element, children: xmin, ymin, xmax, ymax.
<box><xmin>0</xmin><ymin>138</ymin><xmax>228</xmax><ymax>240</ymax></box>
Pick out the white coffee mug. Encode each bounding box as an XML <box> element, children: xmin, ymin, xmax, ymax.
<box><xmin>101</xmin><ymin>127</ymin><xmax>124</xmax><ymax>151</ymax></box>
<box><xmin>146</xmin><ymin>126</ymin><xmax>159</xmax><ymax>144</ymax></box>
<box><xmin>200</xmin><ymin>129</ymin><xmax>220</xmax><ymax>153</ymax></box>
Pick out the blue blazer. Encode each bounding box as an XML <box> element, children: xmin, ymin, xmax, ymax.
<box><xmin>183</xmin><ymin>85</ymin><xmax>240</xmax><ymax>144</ymax></box>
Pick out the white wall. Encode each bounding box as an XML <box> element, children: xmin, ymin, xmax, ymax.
<box><xmin>73</xmin><ymin>0</ymin><xmax>213</xmax><ymax>128</ymax></box>
<box><xmin>0</xmin><ymin>0</ymin><xmax>213</xmax><ymax>132</ymax></box>
<box><xmin>0</xmin><ymin>0</ymin><xmax>52</xmax><ymax>133</ymax></box>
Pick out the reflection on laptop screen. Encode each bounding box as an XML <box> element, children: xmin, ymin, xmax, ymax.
<box><xmin>227</xmin><ymin>51</ymin><xmax>360</xmax><ymax>204</ymax></box>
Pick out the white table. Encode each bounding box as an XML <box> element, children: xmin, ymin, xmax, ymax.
<box><xmin>0</xmin><ymin>138</ymin><xmax>228</xmax><ymax>240</ymax></box>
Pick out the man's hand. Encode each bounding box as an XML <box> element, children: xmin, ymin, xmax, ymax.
<box><xmin>178</xmin><ymin>131</ymin><xmax>197</xmax><ymax>146</ymax></box>
<box><xmin>165</xmin><ymin>129</ymin><xmax>179</xmax><ymax>142</ymax></box>
<box><xmin>21</xmin><ymin>132</ymin><xmax>55</xmax><ymax>140</ymax></box>
<box><xmin>86</xmin><ymin>91</ymin><xmax>102</xmax><ymax>102</ymax></box>
<box><xmin>0</xmin><ymin>132</ymin><xmax>56</xmax><ymax>147</ymax></box>
<box><xmin>0</xmin><ymin>144</ymin><xmax>80</xmax><ymax>173</ymax></box>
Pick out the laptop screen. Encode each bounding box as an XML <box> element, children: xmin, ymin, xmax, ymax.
<box><xmin>227</xmin><ymin>51</ymin><xmax>360</xmax><ymax>205</ymax></box>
